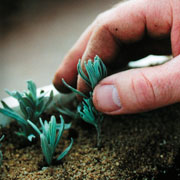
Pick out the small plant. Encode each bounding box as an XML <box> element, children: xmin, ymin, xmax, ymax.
<box><xmin>77</xmin><ymin>55</ymin><xmax>107</xmax><ymax>89</ymax></box>
<box><xmin>62</xmin><ymin>55</ymin><xmax>107</xmax><ymax>147</ymax></box>
<box><xmin>0</xmin><ymin>81</ymin><xmax>53</xmax><ymax>139</ymax></box>
<box><xmin>0</xmin><ymin>135</ymin><xmax>4</xmax><ymax>166</ymax></box>
<box><xmin>28</xmin><ymin>115</ymin><xmax>73</xmax><ymax>165</ymax></box>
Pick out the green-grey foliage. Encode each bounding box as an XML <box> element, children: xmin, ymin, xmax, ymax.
<box><xmin>0</xmin><ymin>135</ymin><xmax>4</xmax><ymax>166</ymax></box>
<box><xmin>28</xmin><ymin>115</ymin><xmax>73</xmax><ymax>165</ymax></box>
<box><xmin>77</xmin><ymin>55</ymin><xmax>107</xmax><ymax>89</ymax></box>
<box><xmin>56</xmin><ymin>106</ymin><xmax>80</xmax><ymax>120</ymax></box>
<box><xmin>78</xmin><ymin>96</ymin><xmax>103</xmax><ymax>147</ymax></box>
<box><xmin>62</xmin><ymin>55</ymin><xmax>107</xmax><ymax>147</ymax></box>
<box><xmin>61</xmin><ymin>79</ymin><xmax>88</xmax><ymax>98</ymax></box>
<box><xmin>0</xmin><ymin>81</ymin><xmax>53</xmax><ymax>139</ymax></box>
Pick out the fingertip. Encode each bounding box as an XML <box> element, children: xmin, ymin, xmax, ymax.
<box><xmin>53</xmin><ymin>75</ymin><xmax>69</xmax><ymax>94</ymax></box>
<box><xmin>53</xmin><ymin>68</ymin><xmax>77</xmax><ymax>93</ymax></box>
<box><xmin>77</xmin><ymin>74</ymin><xmax>92</xmax><ymax>96</ymax></box>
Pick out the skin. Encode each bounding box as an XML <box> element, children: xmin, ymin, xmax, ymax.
<box><xmin>53</xmin><ymin>0</ymin><xmax>180</xmax><ymax>115</ymax></box>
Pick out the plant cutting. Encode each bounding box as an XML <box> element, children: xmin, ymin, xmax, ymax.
<box><xmin>28</xmin><ymin>115</ymin><xmax>73</xmax><ymax>165</ymax></box>
<box><xmin>0</xmin><ymin>80</ymin><xmax>53</xmax><ymax>140</ymax></box>
<box><xmin>61</xmin><ymin>55</ymin><xmax>107</xmax><ymax>147</ymax></box>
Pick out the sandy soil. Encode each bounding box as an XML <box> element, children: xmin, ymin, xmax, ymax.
<box><xmin>1</xmin><ymin>103</ymin><xmax>180</xmax><ymax>180</ymax></box>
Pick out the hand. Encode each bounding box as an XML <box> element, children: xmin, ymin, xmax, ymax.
<box><xmin>53</xmin><ymin>0</ymin><xmax>180</xmax><ymax>115</ymax></box>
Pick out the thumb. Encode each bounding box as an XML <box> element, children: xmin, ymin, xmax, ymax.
<box><xmin>93</xmin><ymin>55</ymin><xmax>180</xmax><ymax>115</ymax></box>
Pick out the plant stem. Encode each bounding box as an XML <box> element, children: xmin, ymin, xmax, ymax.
<box><xmin>96</xmin><ymin>122</ymin><xmax>101</xmax><ymax>148</ymax></box>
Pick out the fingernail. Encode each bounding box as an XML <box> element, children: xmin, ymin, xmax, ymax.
<box><xmin>94</xmin><ymin>85</ymin><xmax>121</xmax><ymax>112</ymax></box>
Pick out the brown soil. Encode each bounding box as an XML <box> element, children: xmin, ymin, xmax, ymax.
<box><xmin>1</xmin><ymin>103</ymin><xmax>180</xmax><ymax>180</ymax></box>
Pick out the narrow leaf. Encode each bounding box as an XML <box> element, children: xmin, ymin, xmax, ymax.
<box><xmin>56</xmin><ymin>107</ymin><xmax>78</xmax><ymax>119</ymax></box>
<box><xmin>57</xmin><ymin>138</ymin><xmax>73</xmax><ymax>161</ymax></box>
<box><xmin>27</xmin><ymin>134</ymin><xmax>36</xmax><ymax>141</ymax></box>
<box><xmin>62</xmin><ymin>78</ymin><xmax>88</xmax><ymax>98</ymax></box>
<box><xmin>0</xmin><ymin>108</ymin><xmax>27</xmax><ymax>125</ymax></box>
<box><xmin>5</xmin><ymin>90</ymin><xmax>19</xmax><ymax>100</ymax></box>
<box><xmin>55</xmin><ymin>115</ymin><xmax>64</xmax><ymax>149</ymax></box>
<box><xmin>27</xmin><ymin>80</ymin><xmax>37</xmax><ymax>100</ymax></box>
<box><xmin>27</xmin><ymin>120</ymin><xmax>41</xmax><ymax>135</ymax></box>
<box><xmin>49</xmin><ymin>116</ymin><xmax>56</xmax><ymax>150</ymax></box>
<box><xmin>1</xmin><ymin>101</ymin><xmax>12</xmax><ymax>110</ymax></box>
<box><xmin>40</xmin><ymin>134</ymin><xmax>52</xmax><ymax>165</ymax></box>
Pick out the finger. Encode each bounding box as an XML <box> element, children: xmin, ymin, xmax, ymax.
<box><xmin>53</xmin><ymin>23</ymin><xmax>94</xmax><ymax>93</ymax></box>
<box><xmin>77</xmin><ymin>0</ymin><xmax>172</xmax><ymax>94</ymax></box>
<box><xmin>93</xmin><ymin>55</ymin><xmax>180</xmax><ymax>115</ymax></box>
<box><xmin>171</xmin><ymin>0</ymin><xmax>180</xmax><ymax>56</ymax></box>
<box><xmin>77</xmin><ymin>17</ymin><xmax>120</xmax><ymax>97</ymax></box>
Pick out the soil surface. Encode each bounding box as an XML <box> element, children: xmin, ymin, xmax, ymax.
<box><xmin>1</xmin><ymin>103</ymin><xmax>180</xmax><ymax>180</ymax></box>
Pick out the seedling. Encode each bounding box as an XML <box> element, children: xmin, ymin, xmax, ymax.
<box><xmin>0</xmin><ymin>135</ymin><xmax>4</xmax><ymax>166</ymax></box>
<box><xmin>28</xmin><ymin>115</ymin><xmax>73</xmax><ymax>165</ymax></box>
<box><xmin>62</xmin><ymin>55</ymin><xmax>107</xmax><ymax>147</ymax></box>
<box><xmin>77</xmin><ymin>55</ymin><xmax>107</xmax><ymax>89</ymax></box>
<box><xmin>0</xmin><ymin>81</ymin><xmax>53</xmax><ymax>139</ymax></box>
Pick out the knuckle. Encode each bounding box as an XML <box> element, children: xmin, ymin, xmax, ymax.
<box><xmin>95</xmin><ymin>11</ymin><xmax>111</xmax><ymax>29</ymax></box>
<box><xmin>131</xmin><ymin>71</ymin><xmax>156</xmax><ymax>110</ymax></box>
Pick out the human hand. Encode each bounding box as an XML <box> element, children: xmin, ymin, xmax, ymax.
<box><xmin>53</xmin><ymin>0</ymin><xmax>180</xmax><ymax>115</ymax></box>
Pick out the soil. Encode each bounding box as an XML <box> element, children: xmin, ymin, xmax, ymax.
<box><xmin>1</xmin><ymin>103</ymin><xmax>180</xmax><ymax>180</ymax></box>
